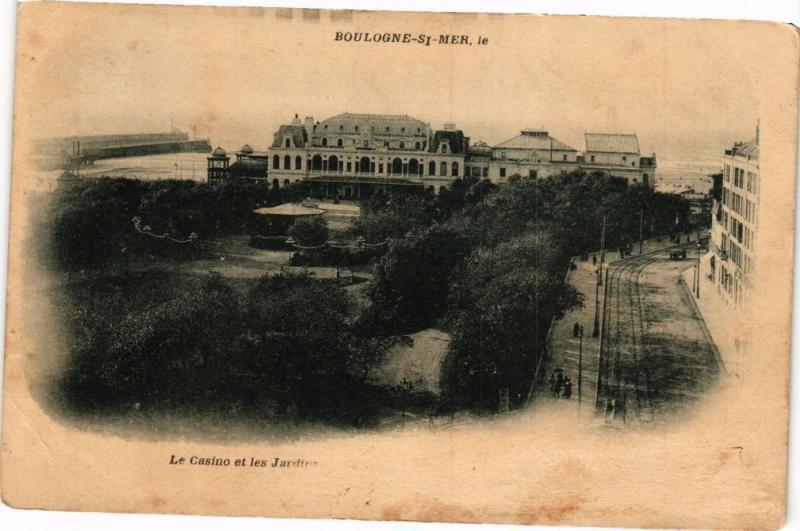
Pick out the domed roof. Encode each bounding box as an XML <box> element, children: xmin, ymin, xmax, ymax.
<box><xmin>240</xmin><ymin>144</ymin><xmax>254</xmax><ymax>154</ymax></box>
<box><xmin>211</xmin><ymin>146</ymin><xmax>227</xmax><ymax>157</ymax></box>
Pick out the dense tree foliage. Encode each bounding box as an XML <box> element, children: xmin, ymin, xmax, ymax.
<box><xmin>51</xmin><ymin>169</ymin><xmax>694</xmax><ymax>421</ymax></box>
<box><xmin>445</xmin><ymin>233</ymin><xmax>582</xmax><ymax>408</ymax></box>
<box><xmin>47</xmin><ymin>178</ymin><xmax>301</xmax><ymax>270</ymax></box>
<box><xmin>353</xmin><ymin>171</ymin><xmax>693</xmax><ymax>410</ymax></box>
<box><xmin>287</xmin><ymin>216</ymin><xmax>329</xmax><ymax>247</ymax></box>
<box><xmin>61</xmin><ymin>271</ymin><xmax>408</xmax><ymax>425</ymax></box>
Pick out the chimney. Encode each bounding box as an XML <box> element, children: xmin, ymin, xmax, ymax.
<box><xmin>304</xmin><ymin>116</ymin><xmax>314</xmax><ymax>147</ymax></box>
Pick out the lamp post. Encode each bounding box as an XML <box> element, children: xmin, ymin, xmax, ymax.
<box><xmin>592</xmin><ymin>266</ymin><xmax>601</xmax><ymax>337</ymax></box>
<box><xmin>577</xmin><ymin>324</ymin><xmax>584</xmax><ymax>413</ymax></box>
<box><xmin>695</xmin><ymin>241</ymin><xmax>702</xmax><ymax>298</ymax></box>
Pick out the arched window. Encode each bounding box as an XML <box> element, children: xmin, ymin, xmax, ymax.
<box><xmin>359</xmin><ymin>156</ymin><xmax>370</xmax><ymax>173</ymax></box>
<box><xmin>284</xmin><ymin>179</ymin><xmax>290</xmax><ymax>187</ymax></box>
<box><xmin>408</xmin><ymin>159</ymin><xmax>419</xmax><ymax>175</ymax></box>
<box><xmin>272</xmin><ymin>155</ymin><xmax>280</xmax><ymax>170</ymax></box>
<box><xmin>337</xmin><ymin>138</ymin><xmax>343</xmax><ymax>147</ymax></box>
<box><xmin>441</xmin><ymin>144</ymin><xmax>448</xmax><ymax>154</ymax></box>
<box><xmin>312</xmin><ymin>154</ymin><xmax>322</xmax><ymax>171</ymax></box>
<box><xmin>295</xmin><ymin>156</ymin><xmax>302</xmax><ymax>170</ymax></box>
<box><xmin>415</xmin><ymin>141</ymin><xmax>421</xmax><ymax>150</ymax></box>
<box><xmin>283</xmin><ymin>155</ymin><xmax>291</xmax><ymax>170</ymax></box>
<box><xmin>285</xmin><ymin>138</ymin><xmax>291</xmax><ymax>148</ymax></box>
<box><xmin>452</xmin><ymin>162</ymin><xmax>459</xmax><ymax>177</ymax></box>
<box><xmin>328</xmin><ymin>155</ymin><xmax>339</xmax><ymax>173</ymax></box>
<box><xmin>440</xmin><ymin>162</ymin><xmax>447</xmax><ymax>176</ymax></box>
<box><xmin>399</xmin><ymin>141</ymin><xmax>405</xmax><ymax>149</ymax></box>
<box><xmin>322</xmin><ymin>137</ymin><xmax>328</xmax><ymax>147</ymax></box>
<box><xmin>392</xmin><ymin>158</ymin><xmax>403</xmax><ymax>175</ymax></box>
<box><xmin>272</xmin><ymin>178</ymin><xmax>279</xmax><ymax>189</ymax></box>
<box><xmin>429</xmin><ymin>161</ymin><xmax>436</xmax><ymax>176</ymax></box>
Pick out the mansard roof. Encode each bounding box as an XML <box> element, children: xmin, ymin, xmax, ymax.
<box><xmin>271</xmin><ymin>125</ymin><xmax>308</xmax><ymax>148</ymax></box>
<box><xmin>317</xmin><ymin>113</ymin><xmax>429</xmax><ymax>136</ymax></box>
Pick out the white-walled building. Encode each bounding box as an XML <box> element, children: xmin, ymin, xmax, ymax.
<box><xmin>266</xmin><ymin>113</ymin><xmax>467</xmax><ymax>198</ymax></box>
<box><xmin>211</xmin><ymin>113</ymin><xmax>658</xmax><ymax>193</ymax></box>
<box><xmin>709</xmin><ymin>132</ymin><xmax>759</xmax><ymax>308</ymax></box>
<box><xmin>582</xmin><ymin>133</ymin><xmax>657</xmax><ymax>187</ymax></box>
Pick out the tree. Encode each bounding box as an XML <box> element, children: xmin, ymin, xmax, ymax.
<box><xmin>363</xmin><ymin>220</ymin><xmax>478</xmax><ymax>334</ymax></box>
<box><xmin>444</xmin><ymin>234</ymin><xmax>582</xmax><ymax>409</ymax></box>
<box><xmin>287</xmin><ymin>216</ymin><xmax>329</xmax><ymax>246</ymax></box>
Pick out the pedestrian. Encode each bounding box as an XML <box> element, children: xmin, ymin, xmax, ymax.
<box><xmin>554</xmin><ymin>370</ymin><xmax>564</xmax><ymax>397</ymax></box>
<box><xmin>573</xmin><ymin>321</ymin><xmax>580</xmax><ymax>337</ymax></box>
<box><xmin>548</xmin><ymin>372</ymin><xmax>556</xmax><ymax>395</ymax></box>
<box><xmin>592</xmin><ymin>255</ymin><xmax>597</xmax><ymax>266</ymax></box>
<box><xmin>562</xmin><ymin>378</ymin><xmax>572</xmax><ymax>399</ymax></box>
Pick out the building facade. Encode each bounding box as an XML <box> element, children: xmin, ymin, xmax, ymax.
<box><xmin>709</xmin><ymin>133</ymin><xmax>759</xmax><ymax>308</ymax></box>
<box><xmin>209</xmin><ymin>112</ymin><xmax>658</xmax><ymax>193</ymax></box>
<box><xmin>582</xmin><ymin>133</ymin><xmax>657</xmax><ymax>187</ymax></box>
<box><xmin>266</xmin><ymin>113</ymin><xmax>466</xmax><ymax>198</ymax></box>
<box><xmin>480</xmin><ymin>129</ymin><xmax>581</xmax><ymax>182</ymax></box>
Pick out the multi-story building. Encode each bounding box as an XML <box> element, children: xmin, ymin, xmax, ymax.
<box><xmin>709</xmin><ymin>131</ymin><xmax>759</xmax><ymax>308</ymax></box>
<box><xmin>479</xmin><ymin>129</ymin><xmax>581</xmax><ymax>181</ymax></box>
<box><xmin>582</xmin><ymin>133</ymin><xmax>657</xmax><ymax>187</ymax></box>
<box><xmin>209</xmin><ymin>113</ymin><xmax>658</xmax><ymax>193</ymax></box>
<box><xmin>265</xmin><ymin>113</ymin><xmax>467</xmax><ymax>198</ymax></box>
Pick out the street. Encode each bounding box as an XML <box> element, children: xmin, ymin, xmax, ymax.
<box><xmin>544</xmin><ymin>241</ymin><xmax>722</xmax><ymax>425</ymax></box>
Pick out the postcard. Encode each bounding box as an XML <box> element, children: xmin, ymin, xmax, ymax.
<box><xmin>1</xmin><ymin>2</ymin><xmax>798</xmax><ymax>528</ymax></box>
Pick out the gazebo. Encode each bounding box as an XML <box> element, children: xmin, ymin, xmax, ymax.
<box><xmin>252</xmin><ymin>202</ymin><xmax>326</xmax><ymax>247</ymax></box>
<box><xmin>253</xmin><ymin>203</ymin><xmax>325</xmax><ymax>217</ymax></box>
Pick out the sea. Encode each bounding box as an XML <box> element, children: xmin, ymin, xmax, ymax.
<box><xmin>26</xmin><ymin>148</ymin><xmax>724</xmax><ymax>194</ymax></box>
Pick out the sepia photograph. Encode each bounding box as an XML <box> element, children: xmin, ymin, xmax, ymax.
<box><xmin>1</xmin><ymin>2</ymin><xmax>798</xmax><ymax>529</ymax></box>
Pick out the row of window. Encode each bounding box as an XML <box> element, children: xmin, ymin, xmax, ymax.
<box><xmin>283</xmin><ymin>136</ymin><xmax>449</xmax><ymax>153</ymax></box>
<box><xmin>724</xmin><ymin>164</ymin><xmax>759</xmax><ymax>195</ymax></box>
<box><xmin>319</xmin><ymin>124</ymin><xmax>424</xmax><ymax>134</ymax></box>
<box><xmin>271</xmin><ymin>154</ymin><xmax>461</xmax><ymax>177</ymax></box>
<box><xmin>717</xmin><ymin>263</ymin><xmax>745</xmax><ymax>306</ymax></box>
<box><xmin>587</xmin><ymin>154</ymin><xmax>637</xmax><ymax>167</ymax></box>
<box><xmin>722</xmin><ymin>187</ymin><xmax>745</xmax><ymax>217</ymax></box>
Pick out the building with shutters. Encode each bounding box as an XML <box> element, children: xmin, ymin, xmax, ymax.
<box><xmin>708</xmin><ymin>129</ymin><xmax>759</xmax><ymax>308</ymax></box>
<box><xmin>265</xmin><ymin>113</ymin><xmax>467</xmax><ymax>199</ymax></box>
<box><xmin>212</xmin><ymin>113</ymin><xmax>658</xmax><ymax>193</ymax></box>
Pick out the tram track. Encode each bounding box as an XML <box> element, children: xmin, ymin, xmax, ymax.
<box><xmin>595</xmin><ymin>243</ymin><xmax>690</xmax><ymax>424</ymax></box>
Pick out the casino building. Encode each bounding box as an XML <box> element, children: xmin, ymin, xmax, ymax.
<box><xmin>208</xmin><ymin>112</ymin><xmax>657</xmax><ymax>194</ymax></box>
<box><xmin>263</xmin><ymin>113</ymin><xmax>466</xmax><ymax>198</ymax></box>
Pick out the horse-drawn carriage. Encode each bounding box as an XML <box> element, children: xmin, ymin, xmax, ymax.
<box><xmin>669</xmin><ymin>248</ymin><xmax>687</xmax><ymax>260</ymax></box>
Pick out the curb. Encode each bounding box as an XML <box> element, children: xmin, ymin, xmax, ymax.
<box><xmin>678</xmin><ymin>272</ymin><xmax>726</xmax><ymax>373</ymax></box>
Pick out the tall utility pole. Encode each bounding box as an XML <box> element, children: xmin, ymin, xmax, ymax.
<box><xmin>577</xmin><ymin>324</ymin><xmax>584</xmax><ymax>413</ymax></box>
<box><xmin>600</xmin><ymin>215</ymin><xmax>607</xmax><ymax>267</ymax></box>
<box><xmin>696</xmin><ymin>242</ymin><xmax>701</xmax><ymax>298</ymax></box>
<box><xmin>592</xmin><ymin>266</ymin><xmax>601</xmax><ymax>337</ymax></box>
<box><xmin>639</xmin><ymin>207</ymin><xmax>644</xmax><ymax>254</ymax></box>
<box><xmin>593</xmin><ymin>216</ymin><xmax>606</xmax><ymax>337</ymax></box>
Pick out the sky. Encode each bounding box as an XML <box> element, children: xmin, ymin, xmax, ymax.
<box><xmin>14</xmin><ymin>3</ymin><xmax>765</xmax><ymax>160</ymax></box>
